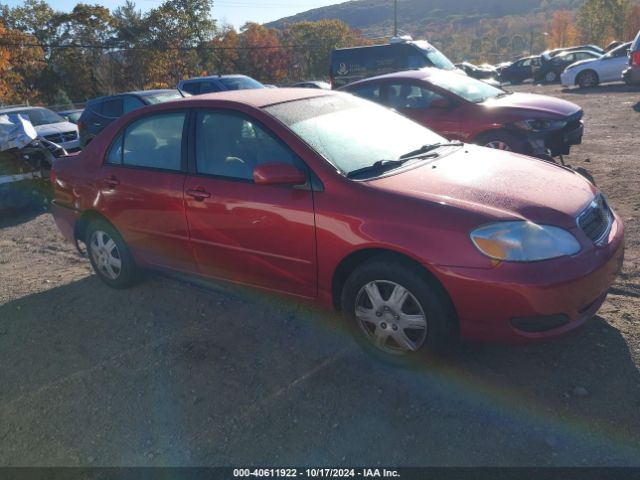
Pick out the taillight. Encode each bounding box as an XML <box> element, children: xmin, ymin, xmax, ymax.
<box><xmin>632</xmin><ymin>51</ymin><xmax>640</xmax><ymax>66</ymax></box>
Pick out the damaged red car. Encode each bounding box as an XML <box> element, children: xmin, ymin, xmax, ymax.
<box><xmin>50</xmin><ymin>89</ymin><xmax>624</xmax><ymax>358</ymax></box>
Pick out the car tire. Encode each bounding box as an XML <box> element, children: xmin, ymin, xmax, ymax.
<box><xmin>475</xmin><ymin>130</ymin><xmax>524</xmax><ymax>153</ymax></box>
<box><xmin>340</xmin><ymin>256</ymin><xmax>455</xmax><ymax>362</ymax></box>
<box><xmin>85</xmin><ymin>218</ymin><xmax>139</xmax><ymax>289</ymax></box>
<box><xmin>577</xmin><ymin>70</ymin><xmax>599</xmax><ymax>88</ymax></box>
<box><xmin>545</xmin><ymin>71</ymin><xmax>558</xmax><ymax>83</ymax></box>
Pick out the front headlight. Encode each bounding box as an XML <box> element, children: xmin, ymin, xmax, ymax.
<box><xmin>470</xmin><ymin>221</ymin><xmax>581</xmax><ymax>262</ymax></box>
<box><xmin>514</xmin><ymin>119</ymin><xmax>568</xmax><ymax>131</ymax></box>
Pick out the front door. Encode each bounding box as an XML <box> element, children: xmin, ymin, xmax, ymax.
<box><xmin>183</xmin><ymin>109</ymin><xmax>317</xmax><ymax>298</ymax></box>
<box><xmin>384</xmin><ymin>82</ymin><xmax>463</xmax><ymax>139</ymax></box>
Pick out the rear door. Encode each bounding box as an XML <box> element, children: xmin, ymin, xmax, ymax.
<box><xmin>598</xmin><ymin>47</ymin><xmax>630</xmax><ymax>81</ymax></box>
<box><xmin>99</xmin><ymin>111</ymin><xmax>195</xmax><ymax>273</ymax></box>
<box><xmin>183</xmin><ymin>109</ymin><xmax>317</xmax><ymax>297</ymax></box>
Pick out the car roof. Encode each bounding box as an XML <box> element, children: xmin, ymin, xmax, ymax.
<box><xmin>88</xmin><ymin>89</ymin><xmax>180</xmax><ymax>103</ymax></box>
<box><xmin>179</xmin><ymin>75</ymin><xmax>250</xmax><ymax>83</ymax></box>
<box><xmin>0</xmin><ymin>106</ymin><xmax>47</xmax><ymax>114</ymax></box>
<box><xmin>339</xmin><ymin>67</ymin><xmax>456</xmax><ymax>88</ymax></box>
<box><xmin>158</xmin><ymin>88</ymin><xmax>335</xmax><ymax>109</ymax></box>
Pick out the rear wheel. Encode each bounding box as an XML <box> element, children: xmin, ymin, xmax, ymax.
<box><xmin>544</xmin><ymin>70</ymin><xmax>558</xmax><ymax>83</ymax></box>
<box><xmin>341</xmin><ymin>257</ymin><xmax>455</xmax><ymax>361</ymax></box>
<box><xmin>577</xmin><ymin>70</ymin><xmax>599</xmax><ymax>88</ymax></box>
<box><xmin>85</xmin><ymin>219</ymin><xmax>139</xmax><ymax>288</ymax></box>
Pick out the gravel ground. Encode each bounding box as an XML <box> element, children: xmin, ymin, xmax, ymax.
<box><xmin>0</xmin><ymin>82</ymin><xmax>639</xmax><ymax>467</ymax></box>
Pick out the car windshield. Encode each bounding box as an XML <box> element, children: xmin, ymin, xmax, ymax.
<box><xmin>265</xmin><ymin>94</ymin><xmax>445</xmax><ymax>177</ymax></box>
<box><xmin>219</xmin><ymin>77</ymin><xmax>265</xmax><ymax>90</ymax></box>
<box><xmin>144</xmin><ymin>91</ymin><xmax>185</xmax><ymax>104</ymax></box>
<box><xmin>11</xmin><ymin>108</ymin><xmax>65</xmax><ymax>126</ymax></box>
<box><xmin>414</xmin><ymin>41</ymin><xmax>456</xmax><ymax>70</ymax></box>
<box><xmin>427</xmin><ymin>71</ymin><xmax>506</xmax><ymax>103</ymax></box>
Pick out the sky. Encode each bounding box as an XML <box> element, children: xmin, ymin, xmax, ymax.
<box><xmin>2</xmin><ymin>0</ymin><xmax>351</xmax><ymax>29</ymax></box>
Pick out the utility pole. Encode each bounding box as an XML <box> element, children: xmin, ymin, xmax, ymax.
<box><xmin>394</xmin><ymin>0</ymin><xmax>398</xmax><ymax>37</ymax></box>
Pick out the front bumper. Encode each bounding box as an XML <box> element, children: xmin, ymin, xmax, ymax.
<box><xmin>433</xmin><ymin>212</ymin><xmax>624</xmax><ymax>343</ymax></box>
<box><xmin>526</xmin><ymin>120</ymin><xmax>583</xmax><ymax>157</ymax></box>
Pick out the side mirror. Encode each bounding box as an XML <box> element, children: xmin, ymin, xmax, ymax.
<box><xmin>253</xmin><ymin>162</ymin><xmax>307</xmax><ymax>186</ymax></box>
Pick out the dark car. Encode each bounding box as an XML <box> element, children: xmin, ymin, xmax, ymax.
<box><xmin>177</xmin><ymin>74</ymin><xmax>264</xmax><ymax>95</ymax></box>
<box><xmin>50</xmin><ymin>88</ymin><xmax>623</xmax><ymax>357</ymax></box>
<box><xmin>535</xmin><ymin>50</ymin><xmax>602</xmax><ymax>83</ymax></box>
<box><xmin>497</xmin><ymin>55</ymin><xmax>541</xmax><ymax>84</ymax></box>
<box><xmin>455</xmin><ymin>62</ymin><xmax>498</xmax><ymax>80</ymax></box>
<box><xmin>341</xmin><ymin>68</ymin><xmax>583</xmax><ymax>158</ymax></box>
<box><xmin>78</xmin><ymin>90</ymin><xmax>185</xmax><ymax>147</ymax></box>
<box><xmin>330</xmin><ymin>36</ymin><xmax>457</xmax><ymax>89</ymax></box>
<box><xmin>58</xmin><ymin>109</ymin><xmax>83</xmax><ymax>124</ymax></box>
<box><xmin>622</xmin><ymin>30</ymin><xmax>640</xmax><ymax>85</ymax></box>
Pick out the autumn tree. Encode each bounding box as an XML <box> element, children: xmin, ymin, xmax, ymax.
<box><xmin>547</xmin><ymin>10</ymin><xmax>578</xmax><ymax>48</ymax></box>
<box><xmin>237</xmin><ymin>22</ymin><xmax>289</xmax><ymax>83</ymax></box>
<box><xmin>576</xmin><ymin>0</ymin><xmax>629</xmax><ymax>45</ymax></box>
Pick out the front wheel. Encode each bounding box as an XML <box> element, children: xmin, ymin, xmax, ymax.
<box><xmin>340</xmin><ymin>257</ymin><xmax>455</xmax><ymax>360</ymax></box>
<box><xmin>577</xmin><ymin>70</ymin><xmax>599</xmax><ymax>88</ymax></box>
<box><xmin>86</xmin><ymin>219</ymin><xmax>139</xmax><ymax>288</ymax></box>
<box><xmin>544</xmin><ymin>70</ymin><xmax>558</xmax><ymax>83</ymax></box>
<box><xmin>475</xmin><ymin>130</ymin><xmax>524</xmax><ymax>154</ymax></box>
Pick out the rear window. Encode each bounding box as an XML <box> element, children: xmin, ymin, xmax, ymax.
<box><xmin>100</xmin><ymin>99</ymin><xmax>123</xmax><ymax>118</ymax></box>
<box><xmin>633</xmin><ymin>31</ymin><xmax>640</xmax><ymax>51</ymax></box>
<box><xmin>181</xmin><ymin>82</ymin><xmax>200</xmax><ymax>95</ymax></box>
<box><xmin>144</xmin><ymin>92</ymin><xmax>184</xmax><ymax>104</ymax></box>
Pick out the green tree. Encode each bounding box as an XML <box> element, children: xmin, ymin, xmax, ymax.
<box><xmin>576</xmin><ymin>0</ymin><xmax>628</xmax><ymax>45</ymax></box>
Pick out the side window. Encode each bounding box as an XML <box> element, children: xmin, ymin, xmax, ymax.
<box><xmin>195</xmin><ymin>111</ymin><xmax>301</xmax><ymax>181</ymax></box>
<box><xmin>349</xmin><ymin>84</ymin><xmax>381</xmax><ymax>103</ymax></box>
<box><xmin>120</xmin><ymin>113</ymin><xmax>185</xmax><ymax>171</ymax></box>
<box><xmin>123</xmin><ymin>96</ymin><xmax>144</xmax><ymax>113</ymax></box>
<box><xmin>106</xmin><ymin>133</ymin><xmax>123</xmax><ymax>165</ymax></box>
<box><xmin>521</xmin><ymin>59</ymin><xmax>531</xmax><ymax>67</ymax></box>
<box><xmin>181</xmin><ymin>82</ymin><xmax>200</xmax><ymax>95</ymax></box>
<box><xmin>407</xmin><ymin>55</ymin><xmax>427</xmax><ymax>69</ymax></box>
<box><xmin>386</xmin><ymin>83</ymin><xmax>446</xmax><ymax>110</ymax></box>
<box><xmin>100</xmin><ymin>98</ymin><xmax>123</xmax><ymax>118</ymax></box>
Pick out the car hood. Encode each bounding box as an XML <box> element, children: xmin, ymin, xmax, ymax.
<box><xmin>481</xmin><ymin>92</ymin><xmax>581</xmax><ymax>118</ymax></box>
<box><xmin>369</xmin><ymin>145</ymin><xmax>596</xmax><ymax>227</ymax></box>
<box><xmin>34</xmin><ymin>121</ymin><xmax>78</xmax><ymax>135</ymax></box>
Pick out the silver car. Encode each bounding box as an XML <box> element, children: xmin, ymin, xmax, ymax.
<box><xmin>0</xmin><ymin>106</ymin><xmax>80</xmax><ymax>152</ymax></box>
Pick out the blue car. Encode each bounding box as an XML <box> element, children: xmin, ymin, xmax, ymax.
<box><xmin>177</xmin><ymin>75</ymin><xmax>265</xmax><ymax>95</ymax></box>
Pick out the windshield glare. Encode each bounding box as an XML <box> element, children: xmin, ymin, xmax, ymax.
<box><xmin>219</xmin><ymin>77</ymin><xmax>265</xmax><ymax>90</ymax></box>
<box><xmin>413</xmin><ymin>41</ymin><xmax>456</xmax><ymax>70</ymax></box>
<box><xmin>428</xmin><ymin>71</ymin><xmax>505</xmax><ymax>103</ymax></box>
<box><xmin>265</xmin><ymin>94</ymin><xmax>444</xmax><ymax>176</ymax></box>
<box><xmin>14</xmin><ymin>108</ymin><xmax>65</xmax><ymax>126</ymax></box>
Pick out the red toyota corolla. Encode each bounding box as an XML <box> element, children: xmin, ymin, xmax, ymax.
<box><xmin>340</xmin><ymin>69</ymin><xmax>584</xmax><ymax>158</ymax></box>
<box><xmin>50</xmin><ymin>89</ymin><xmax>624</xmax><ymax>359</ymax></box>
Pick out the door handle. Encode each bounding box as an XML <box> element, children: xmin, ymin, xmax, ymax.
<box><xmin>104</xmin><ymin>175</ymin><xmax>120</xmax><ymax>188</ymax></box>
<box><xmin>186</xmin><ymin>188</ymin><xmax>211</xmax><ymax>201</ymax></box>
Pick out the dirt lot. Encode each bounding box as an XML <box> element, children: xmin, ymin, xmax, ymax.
<box><xmin>0</xmin><ymin>83</ymin><xmax>639</xmax><ymax>467</ymax></box>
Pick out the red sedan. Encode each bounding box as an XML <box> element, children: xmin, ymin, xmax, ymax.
<box><xmin>50</xmin><ymin>89</ymin><xmax>624</xmax><ymax>358</ymax></box>
<box><xmin>340</xmin><ymin>69</ymin><xmax>584</xmax><ymax>158</ymax></box>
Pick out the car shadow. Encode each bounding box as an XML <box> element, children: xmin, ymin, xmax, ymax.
<box><xmin>560</xmin><ymin>83</ymin><xmax>639</xmax><ymax>95</ymax></box>
<box><xmin>1</xmin><ymin>273</ymin><xmax>639</xmax><ymax>466</ymax></box>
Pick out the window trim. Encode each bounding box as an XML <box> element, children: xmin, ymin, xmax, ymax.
<box><xmin>102</xmin><ymin>109</ymin><xmax>190</xmax><ymax>174</ymax></box>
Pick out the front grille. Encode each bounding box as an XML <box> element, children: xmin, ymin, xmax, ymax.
<box><xmin>43</xmin><ymin>131</ymin><xmax>78</xmax><ymax>143</ymax></box>
<box><xmin>577</xmin><ymin>194</ymin><xmax>611</xmax><ymax>243</ymax></box>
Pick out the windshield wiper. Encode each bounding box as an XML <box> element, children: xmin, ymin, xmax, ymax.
<box><xmin>399</xmin><ymin>141</ymin><xmax>463</xmax><ymax>159</ymax></box>
<box><xmin>347</xmin><ymin>142</ymin><xmax>463</xmax><ymax>179</ymax></box>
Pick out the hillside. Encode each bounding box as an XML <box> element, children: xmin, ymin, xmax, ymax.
<box><xmin>266</xmin><ymin>0</ymin><xmax>585</xmax><ymax>62</ymax></box>
<box><xmin>266</xmin><ymin>0</ymin><xmax>582</xmax><ymax>34</ymax></box>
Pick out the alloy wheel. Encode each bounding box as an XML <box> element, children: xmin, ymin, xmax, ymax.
<box><xmin>354</xmin><ymin>280</ymin><xmax>427</xmax><ymax>355</ymax></box>
<box><xmin>484</xmin><ymin>140</ymin><xmax>512</xmax><ymax>151</ymax></box>
<box><xmin>89</xmin><ymin>230</ymin><xmax>122</xmax><ymax>280</ymax></box>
